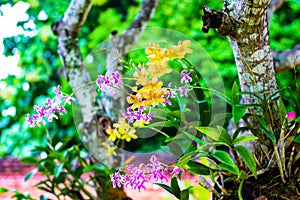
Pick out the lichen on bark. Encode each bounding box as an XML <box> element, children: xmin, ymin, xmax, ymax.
<box><xmin>202</xmin><ymin>0</ymin><xmax>282</xmax><ymax>167</ymax></box>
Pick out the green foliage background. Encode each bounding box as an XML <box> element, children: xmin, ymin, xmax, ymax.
<box><xmin>0</xmin><ymin>0</ymin><xmax>299</xmax><ymax>157</ymax></box>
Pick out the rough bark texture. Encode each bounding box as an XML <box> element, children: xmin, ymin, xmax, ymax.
<box><xmin>203</xmin><ymin>0</ymin><xmax>281</xmax><ymax>154</ymax></box>
<box><xmin>273</xmin><ymin>45</ymin><xmax>300</xmax><ymax>72</ymax></box>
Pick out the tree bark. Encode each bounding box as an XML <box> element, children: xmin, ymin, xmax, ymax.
<box><xmin>203</xmin><ymin>0</ymin><xmax>281</xmax><ymax>159</ymax></box>
<box><xmin>273</xmin><ymin>45</ymin><xmax>300</xmax><ymax>72</ymax></box>
<box><xmin>202</xmin><ymin>0</ymin><xmax>300</xmax><ymax>198</ymax></box>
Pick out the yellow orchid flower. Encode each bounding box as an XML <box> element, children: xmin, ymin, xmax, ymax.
<box><xmin>106</xmin><ymin>126</ymin><xmax>121</xmax><ymax>142</ymax></box>
<box><xmin>139</xmin><ymin>81</ymin><xmax>166</xmax><ymax>107</ymax></box>
<box><xmin>133</xmin><ymin>64</ymin><xmax>154</xmax><ymax>86</ymax></box>
<box><xmin>169</xmin><ymin>40</ymin><xmax>193</xmax><ymax>59</ymax></box>
<box><xmin>114</xmin><ymin>118</ymin><xmax>138</xmax><ymax>142</ymax></box>
<box><xmin>146</xmin><ymin>45</ymin><xmax>170</xmax><ymax>67</ymax></box>
<box><xmin>106</xmin><ymin>146</ymin><xmax>117</xmax><ymax>157</ymax></box>
<box><xmin>102</xmin><ymin>142</ymin><xmax>117</xmax><ymax>157</ymax></box>
<box><xmin>127</xmin><ymin>94</ymin><xmax>143</xmax><ymax>110</ymax></box>
<box><xmin>148</xmin><ymin>63</ymin><xmax>172</xmax><ymax>78</ymax></box>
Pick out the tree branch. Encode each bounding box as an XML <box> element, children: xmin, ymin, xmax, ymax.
<box><xmin>62</xmin><ymin>0</ymin><xmax>92</xmax><ymax>31</ymax></box>
<box><xmin>105</xmin><ymin>0</ymin><xmax>159</xmax><ymax>120</ymax></box>
<box><xmin>273</xmin><ymin>45</ymin><xmax>300</xmax><ymax>72</ymax></box>
<box><xmin>52</xmin><ymin>0</ymin><xmax>115</xmax><ymax>168</ymax></box>
<box><xmin>107</xmin><ymin>0</ymin><xmax>159</xmax><ymax>68</ymax></box>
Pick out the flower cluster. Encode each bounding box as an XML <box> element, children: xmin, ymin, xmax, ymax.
<box><xmin>146</xmin><ymin>40</ymin><xmax>193</xmax><ymax>76</ymax></box>
<box><xmin>127</xmin><ymin>79</ymin><xmax>167</xmax><ymax>110</ymax></box>
<box><xmin>26</xmin><ymin>85</ymin><xmax>74</xmax><ymax>128</ymax></box>
<box><xmin>178</xmin><ymin>69</ymin><xmax>194</xmax><ymax>97</ymax></box>
<box><xmin>124</xmin><ymin>41</ymin><xmax>193</xmax><ymax>125</ymax></box>
<box><xmin>110</xmin><ymin>155</ymin><xmax>184</xmax><ymax>191</ymax></box>
<box><xmin>123</xmin><ymin>107</ymin><xmax>155</xmax><ymax>127</ymax></box>
<box><xmin>105</xmin><ymin>118</ymin><xmax>137</xmax><ymax>142</ymax></box>
<box><xmin>96</xmin><ymin>71</ymin><xmax>123</xmax><ymax>93</ymax></box>
<box><xmin>91</xmin><ymin>41</ymin><xmax>194</xmax><ymax>152</ymax></box>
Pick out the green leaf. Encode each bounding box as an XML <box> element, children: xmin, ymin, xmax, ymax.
<box><xmin>259</xmin><ymin>126</ymin><xmax>276</xmax><ymax>142</ymax></box>
<box><xmin>211</xmin><ymin>141</ymin><xmax>231</xmax><ymax>148</ymax></box>
<box><xmin>267</xmin><ymin>90</ymin><xmax>282</xmax><ymax>101</ymax></box>
<box><xmin>183</xmin><ymin>131</ymin><xmax>204</xmax><ymax>146</ymax></box>
<box><xmin>232</xmin><ymin>136</ymin><xmax>258</xmax><ymax>145</ymax></box>
<box><xmin>171</xmin><ymin>177</ymin><xmax>181</xmax><ymax>199</ymax></box>
<box><xmin>238</xmin><ymin>91</ymin><xmax>263</xmax><ymax>101</ymax></box>
<box><xmin>238</xmin><ymin>170</ymin><xmax>249</xmax><ymax>180</ymax></box>
<box><xmin>231</xmin><ymin>82</ymin><xmax>239</xmax><ymax>105</ymax></box>
<box><xmin>233</xmin><ymin>105</ymin><xmax>247</xmax><ymax>125</ymax></box>
<box><xmin>234</xmin><ymin>145</ymin><xmax>257</xmax><ymax>178</ymax></box>
<box><xmin>232</xmin><ymin>127</ymin><xmax>248</xmax><ymax>140</ymax></box>
<box><xmin>170</xmin><ymin>110</ymin><xmax>183</xmax><ymax>119</ymax></box>
<box><xmin>33</xmin><ymin>145</ymin><xmax>51</xmax><ymax>152</ymax></box>
<box><xmin>187</xmin><ymin>160</ymin><xmax>212</xmax><ymax>175</ymax></box>
<box><xmin>48</xmin><ymin>152</ymin><xmax>64</xmax><ymax>160</ymax></box>
<box><xmin>74</xmin><ymin>166</ymin><xmax>84</xmax><ymax>180</ymax></box>
<box><xmin>146</xmin><ymin>120</ymin><xmax>177</xmax><ymax>128</ymax></box>
<box><xmin>257</xmin><ymin>116</ymin><xmax>276</xmax><ymax>142</ymax></box>
<box><xmin>197</xmin><ymin>127</ymin><xmax>220</xmax><ymax>141</ymax></box>
<box><xmin>218</xmin><ymin>163</ymin><xmax>239</xmax><ymax>175</ymax></box>
<box><xmin>211</xmin><ymin>150</ymin><xmax>235</xmax><ymax>166</ymax></box>
<box><xmin>209</xmin><ymin>113</ymin><xmax>232</xmax><ymax>127</ymax></box>
<box><xmin>217</xmin><ymin>126</ymin><xmax>232</xmax><ymax>145</ymax></box>
<box><xmin>294</xmin><ymin>134</ymin><xmax>300</xmax><ymax>143</ymax></box>
<box><xmin>150</xmin><ymin>108</ymin><xmax>167</xmax><ymax>120</ymax></box>
<box><xmin>55</xmin><ymin>136</ymin><xmax>73</xmax><ymax>151</ymax></box>
<box><xmin>279</xmin><ymin>98</ymin><xmax>287</xmax><ymax>123</ymax></box>
<box><xmin>0</xmin><ymin>187</ymin><xmax>8</xmax><ymax>194</ymax></box>
<box><xmin>296</xmin><ymin>117</ymin><xmax>300</xmax><ymax>123</ymax></box>
<box><xmin>11</xmin><ymin>190</ymin><xmax>34</xmax><ymax>200</ymax></box>
<box><xmin>20</xmin><ymin>157</ymin><xmax>39</xmax><ymax>165</ymax></box>
<box><xmin>54</xmin><ymin>163</ymin><xmax>64</xmax><ymax>178</ymax></box>
<box><xmin>25</xmin><ymin>168</ymin><xmax>38</xmax><ymax>181</ymax></box>
<box><xmin>213</xmin><ymin>91</ymin><xmax>232</xmax><ymax>105</ymax></box>
<box><xmin>197</xmin><ymin>126</ymin><xmax>232</xmax><ymax>144</ymax></box>
<box><xmin>177</xmin><ymin>151</ymin><xmax>196</xmax><ymax>168</ymax></box>
<box><xmin>84</xmin><ymin>164</ymin><xmax>107</xmax><ymax>172</ymax></box>
<box><xmin>237</xmin><ymin>103</ymin><xmax>261</xmax><ymax>108</ymax></box>
<box><xmin>180</xmin><ymin>188</ymin><xmax>190</xmax><ymax>200</ymax></box>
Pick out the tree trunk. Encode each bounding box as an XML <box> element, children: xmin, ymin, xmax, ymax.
<box><xmin>203</xmin><ymin>0</ymin><xmax>280</xmax><ymax>166</ymax></box>
<box><xmin>202</xmin><ymin>0</ymin><xmax>300</xmax><ymax>199</ymax></box>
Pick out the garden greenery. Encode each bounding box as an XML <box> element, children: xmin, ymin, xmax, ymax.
<box><xmin>6</xmin><ymin>40</ymin><xmax>300</xmax><ymax>200</ymax></box>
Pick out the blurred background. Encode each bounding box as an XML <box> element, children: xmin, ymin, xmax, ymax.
<box><xmin>0</xmin><ymin>0</ymin><xmax>299</xmax><ymax>199</ymax></box>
